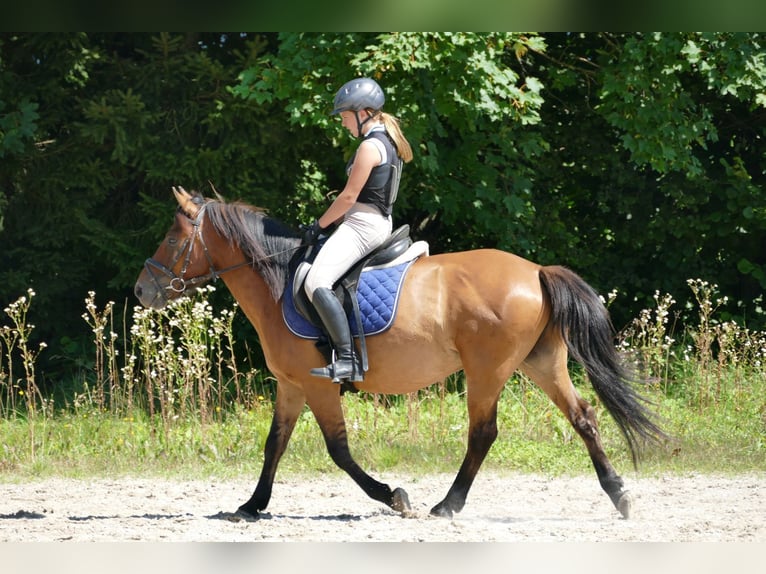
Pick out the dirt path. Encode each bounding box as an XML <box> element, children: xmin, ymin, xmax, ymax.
<box><xmin>1</xmin><ymin>471</ymin><xmax>763</xmax><ymax>542</ymax></box>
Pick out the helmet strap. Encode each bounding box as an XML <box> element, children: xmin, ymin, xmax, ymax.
<box><xmin>354</xmin><ymin>110</ymin><xmax>376</xmax><ymax>138</ymax></box>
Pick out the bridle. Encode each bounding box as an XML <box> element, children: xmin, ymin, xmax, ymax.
<box><xmin>141</xmin><ymin>202</ymin><xmax>249</xmax><ymax>304</ymax></box>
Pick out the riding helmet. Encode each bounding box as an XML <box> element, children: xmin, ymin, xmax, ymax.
<box><xmin>331</xmin><ymin>78</ymin><xmax>385</xmax><ymax>115</ymax></box>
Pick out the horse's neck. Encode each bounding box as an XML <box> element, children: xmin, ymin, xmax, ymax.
<box><xmin>220</xmin><ymin>267</ymin><xmax>282</xmax><ymax>340</ymax></box>
<box><xmin>206</xmin><ymin>212</ymin><xmax>295</xmax><ymax>350</ymax></box>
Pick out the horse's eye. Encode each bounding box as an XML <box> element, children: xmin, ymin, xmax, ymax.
<box><xmin>167</xmin><ymin>236</ymin><xmax>178</xmax><ymax>246</ymax></box>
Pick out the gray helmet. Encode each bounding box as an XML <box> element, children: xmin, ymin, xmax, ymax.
<box><xmin>331</xmin><ymin>77</ymin><xmax>385</xmax><ymax>115</ymax></box>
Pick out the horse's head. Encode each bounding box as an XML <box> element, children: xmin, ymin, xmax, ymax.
<box><xmin>136</xmin><ymin>186</ymin><xmax>303</xmax><ymax>309</ymax></box>
<box><xmin>134</xmin><ymin>186</ymin><xmax>225</xmax><ymax>309</ymax></box>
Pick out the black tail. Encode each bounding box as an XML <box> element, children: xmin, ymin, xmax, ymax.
<box><xmin>539</xmin><ymin>265</ymin><xmax>667</xmax><ymax>467</ymax></box>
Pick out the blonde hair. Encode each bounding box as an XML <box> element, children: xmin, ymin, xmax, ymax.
<box><xmin>370</xmin><ymin>110</ymin><xmax>413</xmax><ymax>163</ymax></box>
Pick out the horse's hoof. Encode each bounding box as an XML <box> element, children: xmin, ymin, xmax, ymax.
<box><xmin>391</xmin><ymin>487</ymin><xmax>413</xmax><ymax>516</ymax></box>
<box><xmin>617</xmin><ymin>491</ymin><xmax>633</xmax><ymax>519</ymax></box>
<box><xmin>429</xmin><ymin>503</ymin><xmax>454</xmax><ymax>519</ymax></box>
<box><xmin>207</xmin><ymin>509</ymin><xmax>259</xmax><ymax>522</ymax></box>
<box><xmin>231</xmin><ymin>507</ymin><xmax>261</xmax><ymax>522</ymax></box>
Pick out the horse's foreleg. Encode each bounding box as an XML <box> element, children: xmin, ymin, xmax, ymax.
<box><xmin>236</xmin><ymin>382</ymin><xmax>306</xmax><ymax>519</ymax></box>
<box><xmin>430</xmin><ymin>388</ymin><xmax>500</xmax><ymax>519</ymax></box>
<box><xmin>307</xmin><ymin>387</ymin><xmax>412</xmax><ymax>514</ymax></box>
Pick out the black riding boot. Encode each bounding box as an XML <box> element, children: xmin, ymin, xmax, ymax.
<box><xmin>309</xmin><ymin>287</ymin><xmax>364</xmax><ymax>383</ymax></box>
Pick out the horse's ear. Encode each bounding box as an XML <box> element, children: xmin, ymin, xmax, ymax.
<box><xmin>173</xmin><ymin>186</ymin><xmax>199</xmax><ymax>217</ymax></box>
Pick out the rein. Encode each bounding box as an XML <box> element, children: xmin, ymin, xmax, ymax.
<box><xmin>142</xmin><ymin>203</ymin><xmax>250</xmax><ymax>303</ymax></box>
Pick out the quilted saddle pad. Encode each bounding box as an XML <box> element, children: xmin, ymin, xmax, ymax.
<box><xmin>282</xmin><ymin>259</ymin><xmax>415</xmax><ymax>340</ymax></box>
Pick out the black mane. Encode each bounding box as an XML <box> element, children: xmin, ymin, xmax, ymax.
<box><xmin>202</xmin><ymin>197</ymin><xmax>302</xmax><ymax>301</ymax></box>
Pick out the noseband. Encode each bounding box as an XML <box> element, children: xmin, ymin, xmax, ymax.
<box><xmin>142</xmin><ymin>203</ymin><xmax>248</xmax><ymax>304</ymax></box>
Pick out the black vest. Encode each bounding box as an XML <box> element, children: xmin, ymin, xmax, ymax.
<box><xmin>346</xmin><ymin>130</ymin><xmax>403</xmax><ymax>216</ymax></box>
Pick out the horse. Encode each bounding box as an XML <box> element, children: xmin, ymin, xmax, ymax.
<box><xmin>134</xmin><ymin>186</ymin><xmax>665</xmax><ymax>520</ymax></box>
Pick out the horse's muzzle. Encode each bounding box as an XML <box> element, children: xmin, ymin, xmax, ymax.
<box><xmin>134</xmin><ymin>259</ymin><xmax>173</xmax><ymax>310</ymax></box>
<box><xmin>134</xmin><ymin>279</ymin><xmax>167</xmax><ymax>310</ymax></box>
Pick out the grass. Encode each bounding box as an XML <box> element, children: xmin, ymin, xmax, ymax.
<box><xmin>1</xmin><ymin>281</ymin><xmax>765</xmax><ymax>483</ymax></box>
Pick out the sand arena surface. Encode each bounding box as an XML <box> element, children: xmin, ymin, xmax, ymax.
<box><xmin>1</xmin><ymin>471</ymin><xmax>763</xmax><ymax>542</ymax></box>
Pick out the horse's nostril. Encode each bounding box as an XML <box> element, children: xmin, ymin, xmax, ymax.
<box><xmin>134</xmin><ymin>285</ymin><xmax>142</xmax><ymax>298</ymax></box>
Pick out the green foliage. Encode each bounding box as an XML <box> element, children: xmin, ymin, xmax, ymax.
<box><xmin>599</xmin><ymin>33</ymin><xmax>716</xmax><ymax>177</ymax></box>
<box><xmin>528</xmin><ymin>32</ymin><xmax>766</xmax><ymax>331</ymax></box>
<box><xmin>0</xmin><ymin>98</ymin><xmax>39</xmax><ymax>160</ymax></box>
<box><xmin>0</xmin><ymin>32</ymin><xmax>311</xmax><ymax>382</ymax></box>
<box><xmin>1</xmin><ymin>32</ymin><xmax>765</xmax><ymax>385</ymax></box>
<box><xmin>233</xmin><ymin>32</ymin><xmax>548</xmax><ymax>255</ymax></box>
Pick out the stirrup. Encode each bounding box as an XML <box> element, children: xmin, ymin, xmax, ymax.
<box><xmin>310</xmin><ymin>356</ymin><xmax>364</xmax><ymax>384</ymax></box>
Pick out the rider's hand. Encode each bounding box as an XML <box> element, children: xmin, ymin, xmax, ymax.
<box><xmin>300</xmin><ymin>220</ymin><xmax>323</xmax><ymax>246</ymax></box>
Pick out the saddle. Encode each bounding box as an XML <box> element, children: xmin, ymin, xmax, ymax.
<box><xmin>290</xmin><ymin>225</ymin><xmax>416</xmax><ymax>391</ymax></box>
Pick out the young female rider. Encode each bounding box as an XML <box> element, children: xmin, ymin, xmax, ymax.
<box><xmin>302</xmin><ymin>77</ymin><xmax>413</xmax><ymax>384</ymax></box>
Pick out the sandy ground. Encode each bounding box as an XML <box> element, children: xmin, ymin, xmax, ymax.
<box><xmin>1</xmin><ymin>471</ymin><xmax>764</xmax><ymax>543</ymax></box>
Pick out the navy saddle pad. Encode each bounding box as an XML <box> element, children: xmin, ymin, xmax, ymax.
<box><xmin>282</xmin><ymin>260</ymin><xmax>415</xmax><ymax>340</ymax></box>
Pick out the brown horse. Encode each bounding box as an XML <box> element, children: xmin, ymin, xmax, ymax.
<box><xmin>134</xmin><ymin>187</ymin><xmax>665</xmax><ymax>520</ymax></box>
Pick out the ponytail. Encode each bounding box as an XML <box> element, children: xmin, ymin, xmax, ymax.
<box><xmin>376</xmin><ymin>111</ymin><xmax>413</xmax><ymax>163</ymax></box>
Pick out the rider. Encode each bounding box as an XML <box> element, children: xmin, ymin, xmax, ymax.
<box><xmin>302</xmin><ymin>77</ymin><xmax>413</xmax><ymax>384</ymax></box>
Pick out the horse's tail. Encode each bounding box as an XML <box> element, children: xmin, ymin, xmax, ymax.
<box><xmin>538</xmin><ymin>265</ymin><xmax>666</xmax><ymax>467</ymax></box>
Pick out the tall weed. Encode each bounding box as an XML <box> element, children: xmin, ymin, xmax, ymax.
<box><xmin>0</xmin><ymin>278</ymin><xmax>764</xmax><ymax>477</ymax></box>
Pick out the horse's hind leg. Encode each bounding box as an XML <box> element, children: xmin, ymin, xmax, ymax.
<box><xmin>521</xmin><ymin>334</ymin><xmax>633</xmax><ymax>518</ymax></box>
<box><xmin>305</xmin><ymin>385</ymin><xmax>412</xmax><ymax>514</ymax></box>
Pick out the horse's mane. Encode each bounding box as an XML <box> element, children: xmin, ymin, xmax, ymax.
<box><xmin>200</xmin><ymin>195</ymin><xmax>302</xmax><ymax>301</ymax></box>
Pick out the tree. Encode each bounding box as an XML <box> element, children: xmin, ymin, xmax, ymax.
<box><xmin>1</xmin><ymin>32</ymin><xmax>764</xmax><ymax>388</ymax></box>
<box><xmin>0</xmin><ymin>33</ymin><xmax>303</xmax><ymax>382</ymax></box>
<box><xmin>531</xmin><ymin>33</ymin><xmax>766</xmax><ymax>328</ymax></box>
<box><xmin>233</xmin><ymin>32</ymin><xmax>766</xmax><ymax>330</ymax></box>
<box><xmin>232</xmin><ymin>32</ymin><xmax>549</xmax><ymax>253</ymax></box>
